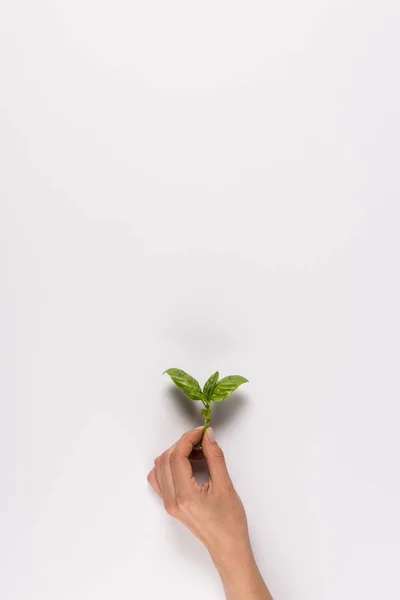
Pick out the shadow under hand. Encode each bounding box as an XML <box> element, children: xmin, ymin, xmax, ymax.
<box><xmin>190</xmin><ymin>457</ymin><xmax>209</xmax><ymax>486</ymax></box>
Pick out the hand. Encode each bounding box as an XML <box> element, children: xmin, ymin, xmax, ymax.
<box><xmin>147</xmin><ymin>427</ymin><xmax>273</xmax><ymax>600</ymax></box>
<box><xmin>147</xmin><ymin>427</ymin><xmax>251</xmax><ymax>561</ymax></box>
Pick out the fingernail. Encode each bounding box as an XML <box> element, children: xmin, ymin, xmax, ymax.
<box><xmin>206</xmin><ymin>427</ymin><xmax>216</xmax><ymax>443</ymax></box>
<box><xmin>195</xmin><ymin>426</ymin><xmax>204</xmax><ymax>430</ymax></box>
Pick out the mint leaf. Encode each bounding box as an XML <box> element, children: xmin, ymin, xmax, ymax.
<box><xmin>210</xmin><ymin>375</ymin><xmax>249</xmax><ymax>402</ymax></box>
<box><xmin>203</xmin><ymin>371</ymin><xmax>219</xmax><ymax>400</ymax></box>
<box><xmin>164</xmin><ymin>368</ymin><xmax>205</xmax><ymax>401</ymax></box>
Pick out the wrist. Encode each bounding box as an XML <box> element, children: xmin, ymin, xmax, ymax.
<box><xmin>209</xmin><ymin>542</ymin><xmax>272</xmax><ymax>600</ymax></box>
<box><xmin>207</xmin><ymin>536</ymin><xmax>255</xmax><ymax>575</ymax></box>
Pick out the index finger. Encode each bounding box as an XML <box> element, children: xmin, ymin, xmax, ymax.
<box><xmin>169</xmin><ymin>427</ymin><xmax>204</xmax><ymax>493</ymax></box>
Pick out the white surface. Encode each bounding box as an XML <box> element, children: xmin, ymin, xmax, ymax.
<box><xmin>1</xmin><ymin>1</ymin><xmax>400</xmax><ymax>599</ymax></box>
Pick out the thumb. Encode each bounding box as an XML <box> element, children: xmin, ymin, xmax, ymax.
<box><xmin>202</xmin><ymin>427</ymin><xmax>232</xmax><ymax>487</ymax></box>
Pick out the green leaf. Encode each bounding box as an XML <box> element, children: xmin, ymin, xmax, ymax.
<box><xmin>210</xmin><ymin>375</ymin><xmax>248</xmax><ymax>402</ymax></box>
<box><xmin>203</xmin><ymin>371</ymin><xmax>219</xmax><ymax>399</ymax></box>
<box><xmin>164</xmin><ymin>368</ymin><xmax>205</xmax><ymax>401</ymax></box>
<box><xmin>200</xmin><ymin>408</ymin><xmax>208</xmax><ymax>418</ymax></box>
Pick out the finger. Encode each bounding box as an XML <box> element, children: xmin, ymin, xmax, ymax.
<box><xmin>201</xmin><ymin>427</ymin><xmax>232</xmax><ymax>488</ymax></box>
<box><xmin>153</xmin><ymin>439</ymin><xmax>177</xmax><ymax>498</ymax></box>
<box><xmin>147</xmin><ymin>467</ymin><xmax>162</xmax><ymax>497</ymax></box>
<box><xmin>170</xmin><ymin>427</ymin><xmax>203</xmax><ymax>493</ymax></box>
<box><xmin>154</xmin><ymin>456</ymin><xmax>164</xmax><ymax>497</ymax></box>
<box><xmin>160</xmin><ymin>447</ymin><xmax>177</xmax><ymax>511</ymax></box>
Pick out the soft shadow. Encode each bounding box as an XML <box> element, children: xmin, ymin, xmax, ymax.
<box><xmin>210</xmin><ymin>392</ymin><xmax>247</xmax><ymax>431</ymax></box>
<box><xmin>167</xmin><ymin>387</ymin><xmax>247</xmax><ymax>432</ymax></box>
<box><xmin>167</xmin><ymin>386</ymin><xmax>247</xmax><ymax>435</ymax></box>
<box><xmin>167</xmin><ymin>386</ymin><xmax>202</xmax><ymax>426</ymax></box>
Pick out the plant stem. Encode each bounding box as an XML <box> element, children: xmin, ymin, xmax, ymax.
<box><xmin>203</xmin><ymin>402</ymin><xmax>212</xmax><ymax>430</ymax></box>
<box><xmin>194</xmin><ymin>401</ymin><xmax>212</xmax><ymax>450</ymax></box>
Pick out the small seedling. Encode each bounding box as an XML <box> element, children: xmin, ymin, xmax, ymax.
<box><xmin>164</xmin><ymin>368</ymin><xmax>248</xmax><ymax>449</ymax></box>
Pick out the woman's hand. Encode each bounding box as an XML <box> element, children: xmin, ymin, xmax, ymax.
<box><xmin>147</xmin><ymin>426</ymin><xmax>250</xmax><ymax>560</ymax></box>
<box><xmin>147</xmin><ymin>427</ymin><xmax>273</xmax><ymax>599</ymax></box>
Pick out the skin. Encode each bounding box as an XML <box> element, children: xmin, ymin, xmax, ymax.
<box><xmin>147</xmin><ymin>426</ymin><xmax>273</xmax><ymax>600</ymax></box>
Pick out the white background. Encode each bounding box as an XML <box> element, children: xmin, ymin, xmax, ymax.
<box><xmin>1</xmin><ymin>1</ymin><xmax>400</xmax><ymax>599</ymax></box>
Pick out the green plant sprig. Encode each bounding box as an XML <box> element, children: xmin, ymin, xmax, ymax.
<box><xmin>163</xmin><ymin>368</ymin><xmax>248</xmax><ymax>449</ymax></box>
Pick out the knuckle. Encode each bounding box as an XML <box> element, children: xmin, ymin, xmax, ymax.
<box><xmin>164</xmin><ymin>501</ymin><xmax>178</xmax><ymax>516</ymax></box>
<box><xmin>176</xmin><ymin>491</ymin><xmax>189</xmax><ymax>508</ymax></box>
<box><xmin>181</xmin><ymin>430</ymin><xmax>194</xmax><ymax>445</ymax></box>
<box><xmin>169</xmin><ymin>449</ymin><xmax>180</xmax><ymax>466</ymax></box>
<box><xmin>213</xmin><ymin>446</ymin><xmax>225</xmax><ymax>462</ymax></box>
<box><xmin>154</xmin><ymin>457</ymin><xmax>161</xmax><ymax>469</ymax></box>
<box><xmin>161</xmin><ymin>451</ymin><xmax>170</xmax><ymax>466</ymax></box>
